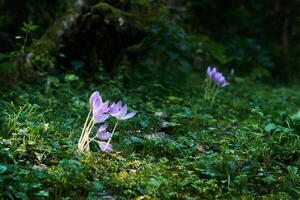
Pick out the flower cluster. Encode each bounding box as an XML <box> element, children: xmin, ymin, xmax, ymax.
<box><xmin>206</xmin><ymin>66</ymin><xmax>229</xmax><ymax>87</ymax></box>
<box><xmin>78</xmin><ymin>91</ymin><xmax>136</xmax><ymax>153</ymax></box>
<box><xmin>204</xmin><ymin>66</ymin><xmax>229</xmax><ymax>107</ymax></box>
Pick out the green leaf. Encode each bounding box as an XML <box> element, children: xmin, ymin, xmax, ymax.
<box><xmin>0</xmin><ymin>165</ymin><xmax>8</xmax><ymax>174</ymax></box>
<box><xmin>262</xmin><ymin>176</ymin><xmax>275</xmax><ymax>184</ymax></box>
<box><xmin>94</xmin><ymin>181</ymin><xmax>104</xmax><ymax>190</ymax></box>
<box><xmin>16</xmin><ymin>192</ymin><xmax>29</xmax><ymax>200</ymax></box>
<box><xmin>65</xmin><ymin>74</ymin><xmax>79</xmax><ymax>82</ymax></box>
<box><xmin>22</xmin><ymin>23</ymin><xmax>39</xmax><ymax>32</ymax></box>
<box><xmin>291</xmin><ymin>111</ymin><xmax>300</xmax><ymax>122</ymax></box>
<box><xmin>287</xmin><ymin>166</ymin><xmax>298</xmax><ymax>177</ymax></box>
<box><xmin>264</xmin><ymin>123</ymin><xmax>276</xmax><ymax>133</ymax></box>
<box><xmin>34</xmin><ymin>190</ymin><xmax>49</xmax><ymax>197</ymax></box>
<box><xmin>149</xmin><ymin>177</ymin><xmax>160</xmax><ymax>187</ymax></box>
<box><xmin>47</xmin><ymin>75</ymin><xmax>60</xmax><ymax>85</ymax></box>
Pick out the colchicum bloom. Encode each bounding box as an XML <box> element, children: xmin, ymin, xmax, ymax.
<box><xmin>99</xmin><ymin>141</ymin><xmax>113</xmax><ymax>153</ymax></box>
<box><xmin>96</xmin><ymin>124</ymin><xmax>113</xmax><ymax>152</ymax></box>
<box><xmin>96</xmin><ymin>124</ymin><xmax>112</xmax><ymax>140</ymax></box>
<box><xmin>207</xmin><ymin>66</ymin><xmax>229</xmax><ymax>87</ymax></box>
<box><xmin>89</xmin><ymin>91</ymin><xmax>101</xmax><ymax>108</ymax></box>
<box><xmin>78</xmin><ymin>90</ymin><xmax>137</xmax><ymax>153</ymax></box>
<box><xmin>108</xmin><ymin>101</ymin><xmax>137</xmax><ymax>120</ymax></box>
<box><xmin>89</xmin><ymin>91</ymin><xmax>109</xmax><ymax>123</ymax></box>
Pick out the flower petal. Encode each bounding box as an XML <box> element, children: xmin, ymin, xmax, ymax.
<box><xmin>211</xmin><ymin>67</ymin><xmax>217</xmax><ymax>75</ymax></box>
<box><xmin>221</xmin><ymin>82</ymin><xmax>229</xmax><ymax>87</ymax></box>
<box><xmin>108</xmin><ymin>102</ymin><xmax>119</xmax><ymax>115</ymax></box>
<box><xmin>121</xmin><ymin>111</ymin><xmax>137</xmax><ymax>120</ymax></box>
<box><xmin>98</xmin><ymin>100</ymin><xmax>109</xmax><ymax>113</ymax></box>
<box><xmin>207</xmin><ymin>66</ymin><xmax>212</xmax><ymax>78</ymax></box>
<box><xmin>93</xmin><ymin>98</ymin><xmax>102</xmax><ymax>109</ymax></box>
<box><xmin>99</xmin><ymin>141</ymin><xmax>113</xmax><ymax>153</ymax></box>
<box><xmin>97</xmin><ymin>132</ymin><xmax>112</xmax><ymax>140</ymax></box>
<box><xmin>108</xmin><ymin>109</ymin><xmax>119</xmax><ymax>117</ymax></box>
<box><xmin>115</xmin><ymin>101</ymin><xmax>123</xmax><ymax>110</ymax></box>
<box><xmin>89</xmin><ymin>91</ymin><xmax>102</xmax><ymax>108</ymax></box>
<box><xmin>118</xmin><ymin>105</ymin><xmax>128</xmax><ymax>118</ymax></box>
<box><xmin>93</xmin><ymin>113</ymin><xmax>109</xmax><ymax>123</ymax></box>
<box><xmin>206</xmin><ymin>67</ymin><xmax>228</xmax><ymax>87</ymax></box>
<box><xmin>89</xmin><ymin>91</ymin><xmax>99</xmax><ymax>105</ymax></box>
<box><xmin>97</xmin><ymin>124</ymin><xmax>108</xmax><ymax>133</ymax></box>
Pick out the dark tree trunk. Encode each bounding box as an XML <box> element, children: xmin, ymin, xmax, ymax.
<box><xmin>21</xmin><ymin>0</ymin><xmax>145</xmax><ymax>74</ymax></box>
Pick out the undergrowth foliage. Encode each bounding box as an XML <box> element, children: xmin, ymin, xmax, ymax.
<box><xmin>1</xmin><ymin>1</ymin><xmax>300</xmax><ymax>199</ymax></box>
<box><xmin>1</xmin><ymin>74</ymin><xmax>300</xmax><ymax>199</ymax></box>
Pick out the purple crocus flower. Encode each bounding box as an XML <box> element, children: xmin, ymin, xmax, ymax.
<box><xmin>96</xmin><ymin>124</ymin><xmax>112</xmax><ymax>140</ymax></box>
<box><xmin>89</xmin><ymin>91</ymin><xmax>110</xmax><ymax>123</ymax></box>
<box><xmin>89</xmin><ymin>91</ymin><xmax>101</xmax><ymax>108</ymax></box>
<box><xmin>97</xmin><ymin>125</ymin><xmax>113</xmax><ymax>153</ymax></box>
<box><xmin>108</xmin><ymin>101</ymin><xmax>137</xmax><ymax>120</ymax></box>
<box><xmin>99</xmin><ymin>141</ymin><xmax>113</xmax><ymax>153</ymax></box>
<box><xmin>207</xmin><ymin>66</ymin><xmax>229</xmax><ymax>87</ymax></box>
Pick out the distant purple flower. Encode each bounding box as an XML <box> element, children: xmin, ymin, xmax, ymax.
<box><xmin>207</xmin><ymin>66</ymin><xmax>229</xmax><ymax>87</ymax></box>
<box><xmin>99</xmin><ymin>141</ymin><xmax>113</xmax><ymax>153</ymax></box>
<box><xmin>108</xmin><ymin>101</ymin><xmax>137</xmax><ymax>120</ymax></box>
<box><xmin>89</xmin><ymin>91</ymin><xmax>110</xmax><ymax>123</ymax></box>
<box><xmin>96</xmin><ymin>124</ymin><xmax>112</xmax><ymax>140</ymax></box>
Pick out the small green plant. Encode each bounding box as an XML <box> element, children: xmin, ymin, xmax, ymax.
<box><xmin>17</xmin><ymin>22</ymin><xmax>39</xmax><ymax>54</ymax></box>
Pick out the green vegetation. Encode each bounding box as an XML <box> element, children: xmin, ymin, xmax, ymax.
<box><xmin>1</xmin><ymin>73</ymin><xmax>300</xmax><ymax>199</ymax></box>
<box><xmin>1</xmin><ymin>0</ymin><xmax>300</xmax><ymax>199</ymax></box>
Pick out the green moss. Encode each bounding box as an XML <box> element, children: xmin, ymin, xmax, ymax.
<box><xmin>92</xmin><ymin>2</ymin><xmax>125</xmax><ymax>18</ymax></box>
<box><xmin>1</xmin><ymin>74</ymin><xmax>300</xmax><ymax>198</ymax></box>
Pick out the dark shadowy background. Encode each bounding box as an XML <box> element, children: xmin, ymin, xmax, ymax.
<box><xmin>1</xmin><ymin>0</ymin><xmax>300</xmax><ymax>86</ymax></box>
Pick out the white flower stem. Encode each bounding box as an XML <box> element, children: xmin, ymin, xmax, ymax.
<box><xmin>78</xmin><ymin>118</ymin><xmax>94</xmax><ymax>151</ymax></box>
<box><xmin>90</xmin><ymin>138</ymin><xmax>99</xmax><ymax>143</ymax></box>
<box><xmin>83</xmin><ymin>134</ymin><xmax>98</xmax><ymax>150</ymax></box>
<box><xmin>103</xmin><ymin>120</ymin><xmax>119</xmax><ymax>151</ymax></box>
<box><xmin>78</xmin><ymin>109</ymin><xmax>91</xmax><ymax>146</ymax></box>
<box><xmin>88</xmin><ymin>136</ymin><xmax>98</xmax><ymax>143</ymax></box>
<box><xmin>84</xmin><ymin>121</ymin><xmax>95</xmax><ymax>151</ymax></box>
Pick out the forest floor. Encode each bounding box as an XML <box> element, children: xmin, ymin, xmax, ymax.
<box><xmin>1</xmin><ymin>72</ymin><xmax>300</xmax><ymax>199</ymax></box>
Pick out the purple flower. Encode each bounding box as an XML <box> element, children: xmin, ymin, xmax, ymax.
<box><xmin>99</xmin><ymin>141</ymin><xmax>113</xmax><ymax>153</ymax></box>
<box><xmin>96</xmin><ymin>125</ymin><xmax>113</xmax><ymax>153</ymax></box>
<box><xmin>89</xmin><ymin>91</ymin><xmax>110</xmax><ymax>123</ymax></box>
<box><xmin>92</xmin><ymin>101</ymin><xmax>109</xmax><ymax>123</ymax></box>
<box><xmin>89</xmin><ymin>91</ymin><xmax>101</xmax><ymax>108</ymax></box>
<box><xmin>96</xmin><ymin>124</ymin><xmax>112</xmax><ymax>140</ymax></box>
<box><xmin>108</xmin><ymin>101</ymin><xmax>137</xmax><ymax>120</ymax></box>
<box><xmin>207</xmin><ymin>66</ymin><xmax>229</xmax><ymax>87</ymax></box>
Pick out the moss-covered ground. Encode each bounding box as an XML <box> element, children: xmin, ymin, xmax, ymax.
<box><xmin>1</xmin><ymin>74</ymin><xmax>300</xmax><ymax>199</ymax></box>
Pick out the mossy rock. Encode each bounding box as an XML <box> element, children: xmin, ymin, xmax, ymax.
<box><xmin>60</xmin><ymin>2</ymin><xmax>149</xmax><ymax>71</ymax></box>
